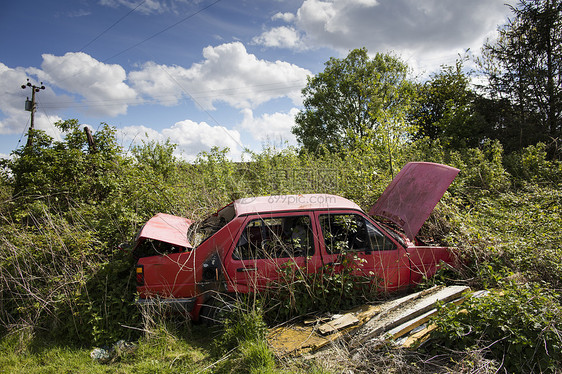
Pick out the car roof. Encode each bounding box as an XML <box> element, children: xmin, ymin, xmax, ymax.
<box><xmin>233</xmin><ymin>194</ymin><xmax>362</xmax><ymax>216</ymax></box>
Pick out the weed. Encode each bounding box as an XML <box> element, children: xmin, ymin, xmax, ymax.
<box><xmin>261</xmin><ymin>256</ymin><xmax>382</xmax><ymax>323</ymax></box>
<box><xmin>428</xmin><ymin>283</ymin><xmax>562</xmax><ymax>373</ymax></box>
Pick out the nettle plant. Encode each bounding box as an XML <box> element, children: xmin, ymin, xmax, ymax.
<box><xmin>262</xmin><ymin>252</ymin><xmax>381</xmax><ymax>323</ymax></box>
<box><xmin>429</xmin><ymin>283</ymin><xmax>562</xmax><ymax>373</ymax></box>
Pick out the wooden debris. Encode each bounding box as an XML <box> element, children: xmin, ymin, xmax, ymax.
<box><xmin>350</xmin><ymin>285</ymin><xmax>469</xmax><ymax>349</ymax></box>
<box><xmin>318</xmin><ymin>314</ymin><xmax>359</xmax><ymax>335</ymax></box>
<box><xmin>267</xmin><ymin>305</ymin><xmax>381</xmax><ymax>357</ymax></box>
<box><xmin>303</xmin><ymin>316</ymin><xmax>331</xmax><ymax>325</ymax></box>
<box><xmin>401</xmin><ymin>323</ymin><xmax>437</xmax><ymax>348</ymax></box>
<box><xmin>267</xmin><ymin>324</ymin><xmax>330</xmax><ymax>357</ymax></box>
<box><xmin>387</xmin><ymin>294</ymin><xmax>467</xmax><ymax>341</ymax></box>
<box><xmin>267</xmin><ymin>286</ymin><xmax>479</xmax><ymax>357</ymax></box>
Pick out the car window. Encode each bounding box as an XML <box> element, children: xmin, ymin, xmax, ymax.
<box><xmin>133</xmin><ymin>238</ymin><xmax>186</xmax><ymax>258</ymax></box>
<box><xmin>187</xmin><ymin>204</ymin><xmax>235</xmax><ymax>248</ymax></box>
<box><xmin>233</xmin><ymin>215</ymin><xmax>314</xmax><ymax>260</ymax></box>
<box><xmin>319</xmin><ymin>213</ymin><xmax>396</xmax><ymax>254</ymax></box>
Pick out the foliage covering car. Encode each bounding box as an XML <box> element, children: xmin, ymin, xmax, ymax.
<box><xmin>133</xmin><ymin>162</ymin><xmax>459</xmax><ymax>321</ymax></box>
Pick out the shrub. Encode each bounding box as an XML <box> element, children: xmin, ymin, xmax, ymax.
<box><xmin>213</xmin><ymin>306</ymin><xmax>268</xmax><ymax>355</ymax></box>
<box><xmin>429</xmin><ymin>283</ymin><xmax>562</xmax><ymax>373</ymax></box>
<box><xmin>211</xmin><ymin>303</ymin><xmax>277</xmax><ymax>374</ymax></box>
<box><xmin>505</xmin><ymin>142</ymin><xmax>562</xmax><ymax>185</ymax></box>
<box><xmin>261</xmin><ymin>256</ymin><xmax>382</xmax><ymax>323</ymax></box>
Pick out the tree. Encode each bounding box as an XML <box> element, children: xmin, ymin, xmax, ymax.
<box><xmin>411</xmin><ymin>60</ymin><xmax>489</xmax><ymax>148</ymax></box>
<box><xmin>481</xmin><ymin>0</ymin><xmax>562</xmax><ymax>157</ymax></box>
<box><xmin>292</xmin><ymin>49</ymin><xmax>414</xmax><ymax>154</ymax></box>
<box><xmin>5</xmin><ymin>119</ymin><xmax>122</xmax><ymax>205</ymax></box>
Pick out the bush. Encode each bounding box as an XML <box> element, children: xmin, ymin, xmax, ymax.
<box><xmin>505</xmin><ymin>142</ymin><xmax>562</xmax><ymax>185</ymax></box>
<box><xmin>429</xmin><ymin>283</ymin><xmax>562</xmax><ymax>373</ymax></box>
<box><xmin>211</xmin><ymin>304</ymin><xmax>277</xmax><ymax>374</ymax></box>
<box><xmin>213</xmin><ymin>305</ymin><xmax>268</xmax><ymax>355</ymax></box>
<box><xmin>261</xmin><ymin>256</ymin><xmax>382</xmax><ymax>323</ymax></box>
<box><xmin>0</xmin><ymin>120</ymin><xmax>190</xmax><ymax>345</ymax></box>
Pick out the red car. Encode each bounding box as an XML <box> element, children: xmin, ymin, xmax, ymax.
<box><xmin>133</xmin><ymin>162</ymin><xmax>459</xmax><ymax>321</ymax></box>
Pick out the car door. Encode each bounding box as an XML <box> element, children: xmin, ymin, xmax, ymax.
<box><xmin>315</xmin><ymin>210</ymin><xmax>410</xmax><ymax>292</ymax></box>
<box><xmin>225</xmin><ymin>212</ymin><xmax>323</xmax><ymax>292</ymax></box>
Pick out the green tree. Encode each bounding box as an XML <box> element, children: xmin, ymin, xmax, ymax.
<box><xmin>481</xmin><ymin>0</ymin><xmax>562</xmax><ymax>156</ymax></box>
<box><xmin>292</xmin><ymin>48</ymin><xmax>415</xmax><ymax>154</ymax></box>
<box><xmin>4</xmin><ymin>120</ymin><xmax>122</xmax><ymax>209</ymax></box>
<box><xmin>411</xmin><ymin>60</ymin><xmax>490</xmax><ymax>148</ymax></box>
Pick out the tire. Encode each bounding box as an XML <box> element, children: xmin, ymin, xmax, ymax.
<box><xmin>198</xmin><ymin>293</ymin><xmax>237</xmax><ymax>326</ymax></box>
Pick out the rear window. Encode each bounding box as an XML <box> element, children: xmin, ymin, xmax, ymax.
<box><xmin>319</xmin><ymin>213</ymin><xmax>396</xmax><ymax>253</ymax></box>
<box><xmin>133</xmin><ymin>238</ymin><xmax>187</xmax><ymax>258</ymax></box>
<box><xmin>187</xmin><ymin>204</ymin><xmax>236</xmax><ymax>248</ymax></box>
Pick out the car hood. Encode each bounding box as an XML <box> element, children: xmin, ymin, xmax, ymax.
<box><xmin>369</xmin><ymin>162</ymin><xmax>460</xmax><ymax>241</ymax></box>
<box><xmin>136</xmin><ymin>213</ymin><xmax>193</xmax><ymax>248</ymax></box>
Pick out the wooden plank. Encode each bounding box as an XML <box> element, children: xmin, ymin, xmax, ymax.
<box><xmin>303</xmin><ymin>316</ymin><xmax>331</xmax><ymax>325</ymax></box>
<box><xmin>267</xmin><ymin>325</ymin><xmax>329</xmax><ymax>357</ymax></box>
<box><xmin>386</xmin><ymin>308</ymin><xmax>438</xmax><ymax>340</ymax></box>
<box><xmin>318</xmin><ymin>314</ymin><xmax>360</xmax><ymax>335</ymax></box>
<box><xmin>401</xmin><ymin>323</ymin><xmax>437</xmax><ymax>348</ymax></box>
<box><xmin>387</xmin><ymin>294</ymin><xmax>467</xmax><ymax>340</ymax></box>
<box><xmin>269</xmin><ymin>304</ymin><xmax>382</xmax><ymax>357</ymax></box>
<box><xmin>350</xmin><ymin>285</ymin><xmax>469</xmax><ymax>349</ymax></box>
<box><xmin>395</xmin><ymin>290</ymin><xmax>486</xmax><ymax>348</ymax></box>
<box><xmin>269</xmin><ymin>286</ymin><xmax>474</xmax><ymax>357</ymax></box>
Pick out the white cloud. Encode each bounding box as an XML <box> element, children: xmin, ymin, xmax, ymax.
<box><xmin>119</xmin><ymin>120</ymin><xmax>243</xmax><ymax>161</ymax></box>
<box><xmin>252</xmin><ymin>26</ymin><xmax>304</xmax><ymax>49</ymax></box>
<box><xmin>272</xmin><ymin>12</ymin><xmax>296</xmax><ymax>22</ymax></box>
<box><xmin>40</xmin><ymin>52</ymin><xmax>138</xmax><ymax>116</ymax></box>
<box><xmin>243</xmin><ymin>0</ymin><xmax>511</xmax><ymax>76</ymax></box>
<box><xmin>295</xmin><ymin>0</ymin><xmax>511</xmax><ymax>52</ymax></box>
<box><xmin>99</xmin><ymin>0</ymin><xmax>171</xmax><ymax>14</ymax></box>
<box><xmin>129</xmin><ymin>42</ymin><xmax>311</xmax><ymax>110</ymax></box>
<box><xmin>240</xmin><ymin>108</ymin><xmax>299</xmax><ymax>144</ymax></box>
<box><xmin>127</xmin><ymin>62</ymin><xmax>184</xmax><ymax>107</ymax></box>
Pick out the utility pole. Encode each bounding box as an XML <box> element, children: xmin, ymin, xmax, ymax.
<box><xmin>21</xmin><ymin>78</ymin><xmax>45</xmax><ymax>149</ymax></box>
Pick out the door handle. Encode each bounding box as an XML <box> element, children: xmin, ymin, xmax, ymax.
<box><xmin>237</xmin><ymin>267</ymin><xmax>257</xmax><ymax>272</ymax></box>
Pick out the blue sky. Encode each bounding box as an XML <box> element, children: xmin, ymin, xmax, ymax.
<box><xmin>0</xmin><ymin>0</ymin><xmax>514</xmax><ymax>160</ymax></box>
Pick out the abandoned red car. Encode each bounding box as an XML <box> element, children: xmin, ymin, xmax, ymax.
<box><xmin>133</xmin><ymin>162</ymin><xmax>460</xmax><ymax>321</ymax></box>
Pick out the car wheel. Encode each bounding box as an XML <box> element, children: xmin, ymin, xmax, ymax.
<box><xmin>199</xmin><ymin>293</ymin><xmax>237</xmax><ymax>325</ymax></box>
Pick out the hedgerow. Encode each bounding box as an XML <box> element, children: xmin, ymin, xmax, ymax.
<box><xmin>0</xmin><ymin>119</ymin><xmax>561</xmax><ymax>373</ymax></box>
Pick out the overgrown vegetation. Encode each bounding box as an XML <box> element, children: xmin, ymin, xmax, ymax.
<box><xmin>1</xmin><ymin>117</ymin><xmax>560</xmax><ymax>372</ymax></box>
<box><xmin>262</xmin><ymin>256</ymin><xmax>381</xmax><ymax>323</ymax></box>
<box><xmin>430</xmin><ymin>284</ymin><xmax>562</xmax><ymax>373</ymax></box>
<box><xmin>1</xmin><ymin>1</ymin><xmax>562</xmax><ymax>371</ymax></box>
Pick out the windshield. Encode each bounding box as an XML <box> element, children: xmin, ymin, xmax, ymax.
<box><xmin>376</xmin><ymin>220</ymin><xmax>407</xmax><ymax>247</ymax></box>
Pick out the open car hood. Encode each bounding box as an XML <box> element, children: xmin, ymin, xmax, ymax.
<box><xmin>137</xmin><ymin>213</ymin><xmax>193</xmax><ymax>248</ymax></box>
<box><xmin>369</xmin><ymin>162</ymin><xmax>459</xmax><ymax>241</ymax></box>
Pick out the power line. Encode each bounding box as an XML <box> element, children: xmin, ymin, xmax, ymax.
<box><xmin>102</xmin><ymin>0</ymin><xmax>223</xmax><ymax>63</ymax></box>
<box><xmin>56</xmin><ymin>0</ymin><xmax>222</xmax><ymax>85</ymax></box>
<box><xmin>78</xmin><ymin>0</ymin><xmax>148</xmax><ymax>52</ymax></box>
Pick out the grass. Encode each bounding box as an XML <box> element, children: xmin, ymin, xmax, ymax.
<box><xmin>0</xmin><ymin>324</ymin><xmax>212</xmax><ymax>374</ymax></box>
<box><xmin>0</xmin><ymin>316</ymin><xmax>327</xmax><ymax>374</ymax></box>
